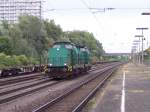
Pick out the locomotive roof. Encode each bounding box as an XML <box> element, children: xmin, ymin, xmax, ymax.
<box><xmin>54</xmin><ymin>41</ymin><xmax>88</xmax><ymax>49</ymax></box>
<box><xmin>75</xmin><ymin>44</ymin><xmax>87</xmax><ymax>49</ymax></box>
<box><xmin>76</xmin><ymin>45</ymin><xmax>84</xmax><ymax>48</ymax></box>
<box><xmin>54</xmin><ymin>41</ymin><xmax>74</xmax><ymax>45</ymax></box>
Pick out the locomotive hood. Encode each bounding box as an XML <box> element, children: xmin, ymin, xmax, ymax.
<box><xmin>48</xmin><ymin>47</ymin><xmax>70</xmax><ymax>67</ymax></box>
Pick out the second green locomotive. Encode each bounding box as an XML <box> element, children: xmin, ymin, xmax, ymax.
<box><xmin>45</xmin><ymin>42</ymin><xmax>91</xmax><ymax>78</ymax></box>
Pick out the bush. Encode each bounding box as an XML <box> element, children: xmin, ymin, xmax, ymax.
<box><xmin>91</xmin><ymin>56</ymin><xmax>99</xmax><ymax>64</ymax></box>
<box><xmin>0</xmin><ymin>37</ymin><xmax>13</xmax><ymax>55</ymax></box>
<box><xmin>0</xmin><ymin>53</ymin><xmax>7</xmax><ymax>69</ymax></box>
<box><xmin>0</xmin><ymin>53</ymin><xmax>38</xmax><ymax>69</ymax></box>
<box><xmin>17</xmin><ymin>55</ymin><xmax>28</xmax><ymax>65</ymax></box>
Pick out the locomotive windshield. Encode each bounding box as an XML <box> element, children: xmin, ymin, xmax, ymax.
<box><xmin>53</xmin><ymin>43</ymin><xmax>73</xmax><ymax>49</ymax></box>
<box><xmin>80</xmin><ymin>48</ymin><xmax>86</xmax><ymax>51</ymax></box>
<box><xmin>53</xmin><ymin>44</ymin><xmax>61</xmax><ymax>48</ymax></box>
<box><xmin>65</xmin><ymin>44</ymin><xmax>73</xmax><ymax>49</ymax></box>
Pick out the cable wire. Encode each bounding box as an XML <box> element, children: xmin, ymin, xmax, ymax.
<box><xmin>80</xmin><ymin>0</ymin><xmax>104</xmax><ymax>39</ymax></box>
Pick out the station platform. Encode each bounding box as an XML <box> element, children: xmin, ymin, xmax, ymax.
<box><xmin>85</xmin><ymin>63</ymin><xmax>150</xmax><ymax>112</ymax></box>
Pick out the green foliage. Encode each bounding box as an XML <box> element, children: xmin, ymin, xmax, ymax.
<box><xmin>64</xmin><ymin>31</ymin><xmax>104</xmax><ymax>60</ymax></box>
<box><xmin>18</xmin><ymin>15</ymin><xmax>49</xmax><ymax>54</ymax></box>
<box><xmin>0</xmin><ymin>53</ymin><xmax>38</xmax><ymax>69</ymax></box>
<box><xmin>16</xmin><ymin>55</ymin><xmax>28</xmax><ymax>65</ymax></box>
<box><xmin>103</xmin><ymin>55</ymin><xmax>129</xmax><ymax>61</ymax></box>
<box><xmin>0</xmin><ymin>53</ymin><xmax>19</xmax><ymax>68</ymax></box>
<box><xmin>0</xmin><ymin>36</ymin><xmax>13</xmax><ymax>55</ymax></box>
<box><xmin>0</xmin><ymin>15</ymin><xmax>105</xmax><ymax>67</ymax></box>
<box><xmin>0</xmin><ymin>21</ymin><xmax>10</xmax><ymax>36</ymax></box>
<box><xmin>44</xmin><ymin>20</ymin><xmax>63</xmax><ymax>41</ymax></box>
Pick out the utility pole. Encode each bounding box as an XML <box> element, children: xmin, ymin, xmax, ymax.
<box><xmin>131</xmin><ymin>46</ymin><xmax>137</xmax><ymax>63</ymax></box>
<box><xmin>134</xmin><ymin>35</ymin><xmax>142</xmax><ymax>64</ymax></box>
<box><xmin>136</xmin><ymin>28</ymin><xmax>149</xmax><ymax>64</ymax></box>
<box><xmin>133</xmin><ymin>41</ymin><xmax>140</xmax><ymax>63</ymax></box>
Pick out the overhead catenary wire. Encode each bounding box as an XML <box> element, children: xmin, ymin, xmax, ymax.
<box><xmin>43</xmin><ymin>7</ymin><xmax>150</xmax><ymax>13</ymax></box>
<box><xmin>79</xmin><ymin>0</ymin><xmax>105</xmax><ymax>41</ymax></box>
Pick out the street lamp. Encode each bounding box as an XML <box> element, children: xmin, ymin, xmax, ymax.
<box><xmin>136</xmin><ymin>28</ymin><xmax>149</xmax><ymax>64</ymax></box>
<box><xmin>135</xmin><ymin>35</ymin><xmax>143</xmax><ymax>64</ymax></box>
<box><xmin>131</xmin><ymin>45</ymin><xmax>138</xmax><ymax>63</ymax></box>
<box><xmin>133</xmin><ymin>39</ymin><xmax>141</xmax><ymax>64</ymax></box>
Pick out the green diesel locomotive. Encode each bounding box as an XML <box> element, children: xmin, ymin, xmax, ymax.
<box><xmin>45</xmin><ymin>41</ymin><xmax>91</xmax><ymax>78</ymax></box>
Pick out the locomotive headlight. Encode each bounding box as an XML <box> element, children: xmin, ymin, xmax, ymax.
<box><xmin>64</xmin><ymin>63</ymin><xmax>67</xmax><ymax>66</ymax></box>
<box><xmin>49</xmin><ymin>64</ymin><xmax>52</xmax><ymax>66</ymax></box>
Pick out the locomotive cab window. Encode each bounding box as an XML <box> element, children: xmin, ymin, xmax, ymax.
<box><xmin>65</xmin><ymin>44</ymin><xmax>73</xmax><ymax>49</ymax></box>
<box><xmin>53</xmin><ymin>44</ymin><xmax>61</xmax><ymax>48</ymax></box>
<box><xmin>80</xmin><ymin>48</ymin><xmax>86</xmax><ymax>51</ymax></box>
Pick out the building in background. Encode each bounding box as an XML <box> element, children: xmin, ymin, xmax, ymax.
<box><xmin>0</xmin><ymin>0</ymin><xmax>42</xmax><ymax>23</ymax></box>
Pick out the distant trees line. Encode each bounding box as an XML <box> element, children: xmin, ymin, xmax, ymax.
<box><xmin>0</xmin><ymin>15</ymin><xmax>104</xmax><ymax>68</ymax></box>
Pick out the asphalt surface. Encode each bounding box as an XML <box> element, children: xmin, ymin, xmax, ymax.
<box><xmin>84</xmin><ymin>63</ymin><xmax>150</xmax><ymax>112</ymax></box>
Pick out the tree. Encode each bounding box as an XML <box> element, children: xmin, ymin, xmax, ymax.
<box><xmin>18</xmin><ymin>15</ymin><xmax>49</xmax><ymax>64</ymax></box>
<box><xmin>0</xmin><ymin>15</ymin><xmax>105</xmax><ymax>66</ymax></box>
<box><xmin>0</xmin><ymin>20</ymin><xmax>10</xmax><ymax>36</ymax></box>
<box><xmin>64</xmin><ymin>30</ymin><xmax>104</xmax><ymax>60</ymax></box>
<box><xmin>44</xmin><ymin>20</ymin><xmax>63</xmax><ymax>41</ymax></box>
<box><xmin>0</xmin><ymin>36</ymin><xmax>13</xmax><ymax>55</ymax></box>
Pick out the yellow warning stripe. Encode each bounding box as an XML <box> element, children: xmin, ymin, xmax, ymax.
<box><xmin>43</xmin><ymin>65</ymin><xmax>48</xmax><ymax>74</ymax></box>
<box><xmin>68</xmin><ymin>66</ymin><xmax>72</xmax><ymax>72</ymax></box>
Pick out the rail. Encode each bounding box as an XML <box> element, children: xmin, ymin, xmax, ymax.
<box><xmin>32</xmin><ymin>62</ymin><xmax>123</xmax><ymax>112</ymax></box>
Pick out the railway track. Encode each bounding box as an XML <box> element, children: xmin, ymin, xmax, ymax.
<box><xmin>0</xmin><ymin>78</ymin><xmax>43</xmax><ymax>90</ymax></box>
<box><xmin>0</xmin><ymin>67</ymin><xmax>97</xmax><ymax>105</ymax></box>
<box><xmin>72</xmin><ymin>69</ymin><xmax>114</xmax><ymax>112</ymax></box>
<box><xmin>0</xmin><ymin>63</ymin><xmax>113</xmax><ymax>87</ymax></box>
<box><xmin>0</xmin><ymin>62</ymin><xmax>122</xmax><ymax>112</ymax></box>
<box><xmin>0</xmin><ymin>78</ymin><xmax>52</xmax><ymax>96</ymax></box>
<box><xmin>0</xmin><ymin>73</ymin><xmax>42</xmax><ymax>86</ymax></box>
<box><xmin>32</xmin><ymin>62</ymin><xmax>122</xmax><ymax>112</ymax></box>
<box><xmin>0</xmin><ymin>79</ymin><xmax>60</xmax><ymax>104</ymax></box>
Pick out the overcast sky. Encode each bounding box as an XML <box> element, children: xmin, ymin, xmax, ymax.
<box><xmin>43</xmin><ymin>0</ymin><xmax>150</xmax><ymax>53</ymax></box>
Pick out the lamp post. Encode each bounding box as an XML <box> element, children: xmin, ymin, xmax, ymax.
<box><xmin>136</xmin><ymin>28</ymin><xmax>149</xmax><ymax>64</ymax></box>
<box><xmin>132</xmin><ymin>39</ymin><xmax>139</xmax><ymax>63</ymax></box>
<box><xmin>132</xmin><ymin>44</ymin><xmax>137</xmax><ymax>63</ymax></box>
<box><xmin>134</xmin><ymin>35</ymin><xmax>142</xmax><ymax>64</ymax></box>
<box><xmin>131</xmin><ymin>45</ymin><xmax>138</xmax><ymax>63</ymax></box>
